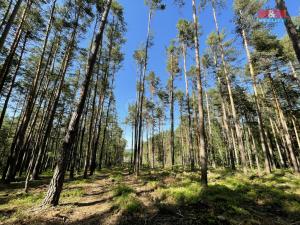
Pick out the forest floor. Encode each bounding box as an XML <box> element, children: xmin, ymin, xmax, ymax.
<box><xmin>0</xmin><ymin>168</ymin><xmax>300</xmax><ymax>225</ymax></box>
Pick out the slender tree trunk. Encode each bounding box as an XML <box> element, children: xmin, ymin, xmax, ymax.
<box><xmin>32</xmin><ymin>20</ymin><xmax>78</xmax><ymax>181</ymax></box>
<box><xmin>212</xmin><ymin>4</ymin><xmax>245</xmax><ymax>173</ymax></box>
<box><xmin>99</xmin><ymin>92</ymin><xmax>114</xmax><ymax>170</ymax></box>
<box><xmin>0</xmin><ymin>0</ymin><xmax>13</xmax><ymax>32</ymax></box>
<box><xmin>192</xmin><ymin>91</ymin><xmax>200</xmax><ymax>166</ymax></box>
<box><xmin>170</xmin><ymin>70</ymin><xmax>175</xmax><ymax>168</ymax></box>
<box><xmin>136</xmin><ymin>9</ymin><xmax>153</xmax><ymax>176</ymax></box>
<box><xmin>151</xmin><ymin>110</ymin><xmax>155</xmax><ymax>169</ymax></box>
<box><xmin>90</xmin><ymin>94</ymin><xmax>105</xmax><ymax>174</ymax></box>
<box><xmin>280</xmin><ymin>79</ymin><xmax>300</xmax><ymax>153</ymax></box>
<box><xmin>192</xmin><ymin>0</ymin><xmax>207</xmax><ymax>185</ymax></box>
<box><xmin>0</xmin><ymin>0</ymin><xmax>23</xmax><ymax>52</ymax></box>
<box><xmin>0</xmin><ymin>32</ymin><xmax>27</xmax><ymax>130</ymax></box>
<box><xmin>274</xmin><ymin>119</ymin><xmax>291</xmax><ymax>166</ymax></box>
<box><xmin>269</xmin><ymin>118</ymin><xmax>285</xmax><ymax>168</ymax></box>
<box><xmin>146</xmin><ymin>123</ymin><xmax>150</xmax><ymax>166</ymax></box>
<box><xmin>248</xmin><ymin>126</ymin><xmax>261</xmax><ymax>174</ymax></box>
<box><xmin>240</xmin><ymin>23</ymin><xmax>272</xmax><ymax>174</ymax></box>
<box><xmin>0</xmin><ymin>0</ymin><xmax>30</xmax><ymax>94</ymax></box>
<box><xmin>83</xmin><ymin>17</ymin><xmax>102</xmax><ymax>178</ymax></box>
<box><xmin>42</xmin><ymin>0</ymin><xmax>112</xmax><ymax>206</ymax></box>
<box><xmin>268</xmin><ymin>74</ymin><xmax>299</xmax><ymax>173</ymax></box>
<box><xmin>244</xmin><ymin>128</ymin><xmax>253</xmax><ymax>170</ymax></box>
<box><xmin>3</xmin><ymin>0</ymin><xmax>54</xmax><ymax>182</ymax></box>
<box><xmin>181</xmin><ymin>43</ymin><xmax>194</xmax><ymax>171</ymax></box>
<box><xmin>83</xmin><ymin>79</ymin><xmax>98</xmax><ymax>178</ymax></box>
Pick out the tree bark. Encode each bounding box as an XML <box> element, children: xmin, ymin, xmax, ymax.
<box><xmin>0</xmin><ymin>0</ymin><xmax>30</xmax><ymax>94</ymax></box>
<box><xmin>32</xmin><ymin>18</ymin><xmax>78</xmax><ymax>180</ymax></box>
<box><xmin>0</xmin><ymin>0</ymin><xmax>23</xmax><ymax>52</ymax></box>
<box><xmin>240</xmin><ymin>22</ymin><xmax>272</xmax><ymax>174</ymax></box>
<box><xmin>3</xmin><ymin>0</ymin><xmax>53</xmax><ymax>183</ymax></box>
<box><xmin>0</xmin><ymin>0</ymin><xmax>14</xmax><ymax>35</ymax></box>
<box><xmin>192</xmin><ymin>0</ymin><xmax>207</xmax><ymax>185</ymax></box>
<box><xmin>135</xmin><ymin>9</ymin><xmax>152</xmax><ymax>176</ymax></box>
<box><xmin>42</xmin><ymin>0</ymin><xmax>112</xmax><ymax>206</ymax></box>
<box><xmin>212</xmin><ymin>4</ymin><xmax>245</xmax><ymax>173</ymax></box>
<box><xmin>0</xmin><ymin>32</ymin><xmax>27</xmax><ymax>130</ymax></box>
<box><xmin>268</xmin><ymin>73</ymin><xmax>299</xmax><ymax>173</ymax></box>
<box><xmin>181</xmin><ymin>43</ymin><xmax>194</xmax><ymax>170</ymax></box>
<box><xmin>170</xmin><ymin>62</ymin><xmax>175</xmax><ymax>168</ymax></box>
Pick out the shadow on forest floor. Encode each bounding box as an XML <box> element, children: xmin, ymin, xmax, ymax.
<box><xmin>0</xmin><ymin>168</ymin><xmax>299</xmax><ymax>225</ymax></box>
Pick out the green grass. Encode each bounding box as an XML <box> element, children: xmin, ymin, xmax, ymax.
<box><xmin>0</xmin><ymin>168</ymin><xmax>299</xmax><ymax>224</ymax></box>
<box><xmin>113</xmin><ymin>184</ymin><xmax>135</xmax><ymax>197</ymax></box>
<box><xmin>150</xmin><ymin>169</ymin><xmax>300</xmax><ymax>224</ymax></box>
<box><xmin>156</xmin><ymin>182</ymin><xmax>201</xmax><ymax>205</ymax></box>
<box><xmin>0</xmin><ymin>192</ymin><xmax>44</xmax><ymax>208</ymax></box>
<box><xmin>113</xmin><ymin>193</ymin><xmax>142</xmax><ymax>213</ymax></box>
<box><xmin>0</xmin><ymin>191</ymin><xmax>44</xmax><ymax>222</ymax></box>
<box><xmin>61</xmin><ymin>188</ymin><xmax>84</xmax><ymax>199</ymax></box>
<box><xmin>112</xmin><ymin>184</ymin><xmax>142</xmax><ymax>213</ymax></box>
<box><xmin>0</xmin><ymin>186</ymin><xmax>85</xmax><ymax>223</ymax></box>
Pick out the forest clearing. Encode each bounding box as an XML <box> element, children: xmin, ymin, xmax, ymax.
<box><xmin>0</xmin><ymin>0</ymin><xmax>300</xmax><ymax>224</ymax></box>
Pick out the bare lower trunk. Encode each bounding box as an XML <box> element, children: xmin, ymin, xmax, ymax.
<box><xmin>212</xmin><ymin>4</ymin><xmax>245</xmax><ymax>173</ymax></box>
<box><xmin>192</xmin><ymin>0</ymin><xmax>207</xmax><ymax>185</ymax></box>
<box><xmin>241</xmin><ymin>25</ymin><xmax>272</xmax><ymax>174</ymax></box>
<box><xmin>182</xmin><ymin>43</ymin><xmax>194</xmax><ymax>170</ymax></box>
<box><xmin>42</xmin><ymin>0</ymin><xmax>111</xmax><ymax>206</ymax></box>
<box><xmin>268</xmin><ymin>74</ymin><xmax>299</xmax><ymax>173</ymax></box>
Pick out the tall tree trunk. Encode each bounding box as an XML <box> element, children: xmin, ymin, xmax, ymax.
<box><xmin>240</xmin><ymin>22</ymin><xmax>272</xmax><ymax>174</ymax></box>
<box><xmin>83</xmin><ymin>80</ymin><xmax>98</xmax><ymax>178</ymax></box>
<box><xmin>212</xmin><ymin>3</ymin><xmax>245</xmax><ymax>173</ymax></box>
<box><xmin>146</xmin><ymin>123</ymin><xmax>150</xmax><ymax>166</ymax></box>
<box><xmin>192</xmin><ymin>0</ymin><xmax>207</xmax><ymax>185</ymax></box>
<box><xmin>136</xmin><ymin>9</ymin><xmax>153</xmax><ymax>176</ymax></box>
<box><xmin>280</xmin><ymin>79</ymin><xmax>300</xmax><ymax>154</ymax></box>
<box><xmin>90</xmin><ymin>18</ymin><xmax>118</xmax><ymax>175</ymax></box>
<box><xmin>31</xmin><ymin>19</ymin><xmax>78</xmax><ymax>181</ymax></box>
<box><xmin>0</xmin><ymin>0</ymin><xmax>13</xmax><ymax>32</ymax></box>
<box><xmin>170</xmin><ymin>66</ymin><xmax>175</xmax><ymax>168</ymax></box>
<box><xmin>42</xmin><ymin>0</ymin><xmax>112</xmax><ymax>206</ymax></box>
<box><xmin>214</xmin><ymin>52</ymin><xmax>236</xmax><ymax>168</ymax></box>
<box><xmin>181</xmin><ymin>43</ymin><xmax>194</xmax><ymax>170</ymax></box>
<box><xmin>0</xmin><ymin>0</ymin><xmax>30</xmax><ymax>94</ymax></box>
<box><xmin>268</xmin><ymin>74</ymin><xmax>299</xmax><ymax>173</ymax></box>
<box><xmin>3</xmin><ymin>0</ymin><xmax>54</xmax><ymax>182</ymax></box>
<box><xmin>0</xmin><ymin>0</ymin><xmax>23</xmax><ymax>52</ymax></box>
<box><xmin>99</xmin><ymin>90</ymin><xmax>114</xmax><ymax>170</ymax></box>
<box><xmin>83</xmin><ymin>17</ymin><xmax>103</xmax><ymax>178</ymax></box>
<box><xmin>90</xmin><ymin>93</ymin><xmax>105</xmax><ymax>174</ymax></box>
<box><xmin>0</xmin><ymin>32</ymin><xmax>27</xmax><ymax>130</ymax></box>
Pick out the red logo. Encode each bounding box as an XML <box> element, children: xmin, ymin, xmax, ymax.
<box><xmin>258</xmin><ymin>9</ymin><xmax>287</xmax><ymax>19</ymax></box>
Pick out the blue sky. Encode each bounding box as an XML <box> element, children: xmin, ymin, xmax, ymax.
<box><xmin>113</xmin><ymin>0</ymin><xmax>299</xmax><ymax>148</ymax></box>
